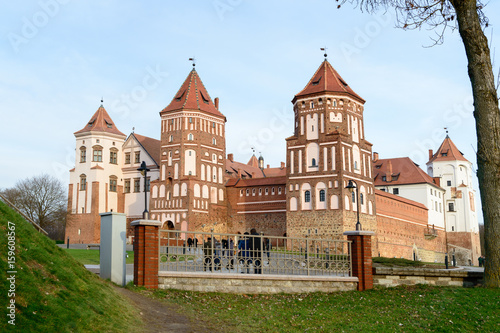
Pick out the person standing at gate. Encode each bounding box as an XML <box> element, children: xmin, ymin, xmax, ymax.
<box><xmin>249</xmin><ymin>228</ymin><xmax>263</xmax><ymax>274</ymax></box>
<box><xmin>203</xmin><ymin>237</ymin><xmax>213</xmax><ymax>272</ymax></box>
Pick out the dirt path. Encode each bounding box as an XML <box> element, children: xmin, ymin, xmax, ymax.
<box><xmin>114</xmin><ymin>287</ymin><xmax>216</xmax><ymax>333</ymax></box>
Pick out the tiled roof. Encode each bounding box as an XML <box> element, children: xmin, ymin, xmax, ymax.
<box><xmin>74</xmin><ymin>105</ymin><xmax>126</xmax><ymax>137</ymax></box>
<box><xmin>132</xmin><ymin>133</ymin><xmax>161</xmax><ymax>167</ymax></box>
<box><xmin>428</xmin><ymin>136</ymin><xmax>469</xmax><ymax>163</ymax></box>
<box><xmin>228</xmin><ymin>176</ymin><xmax>287</xmax><ymax>187</ymax></box>
<box><xmin>161</xmin><ymin>68</ymin><xmax>224</xmax><ymax>118</ymax></box>
<box><xmin>294</xmin><ymin>60</ymin><xmax>364</xmax><ymax>103</ymax></box>
<box><xmin>226</xmin><ymin>159</ymin><xmax>265</xmax><ymax>179</ymax></box>
<box><xmin>262</xmin><ymin>167</ymin><xmax>286</xmax><ymax>177</ymax></box>
<box><xmin>373</xmin><ymin>157</ymin><xmax>442</xmax><ymax>189</ymax></box>
<box><xmin>375</xmin><ymin>189</ymin><xmax>428</xmax><ymax>210</ymax></box>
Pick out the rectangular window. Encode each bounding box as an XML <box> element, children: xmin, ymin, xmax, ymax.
<box><xmin>109</xmin><ymin>178</ymin><xmax>117</xmax><ymax>192</ymax></box>
<box><xmin>80</xmin><ymin>149</ymin><xmax>86</xmax><ymax>162</ymax></box>
<box><xmin>448</xmin><ymin>202</ymin><xmax>455</xmax><ymax>212</ymax></box>
<box><xmin>124</xmin><ymin>179</ymin><xmax>131</xmax><ymax>193</ymax></box>
<box><xmin>135</xmin><ymin>152</ymin><xmax>141</xmax><ymax>163</ymax></box>
<box><xmin>393</xmin><ymin>188</ymin><xmax>399</xmax><ymax>195</ymax></box>
<box><xmin>110</xmin><ymin>151</ymin><xmax>117</xmax><ymax>164</ymax></box>
<box><xmin>125</xmin><ymin>153</ymin><xmax>131</xmax><ymax>164</ymax></box>
<box><xmin>93</xmin><ymin>149</ymin><xmax>102</xmax><ymax>162</ymax></box>
<box><xmin>447</xmin><ymin>180</ymin><xmax>452</xmax><ymax>186</ymax></box>
<box><xmin>134</xmin><ymin>179</ymin><xmax>140</xmax><ymax>193</ymax></box>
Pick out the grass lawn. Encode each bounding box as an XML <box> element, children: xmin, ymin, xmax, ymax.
<box><xmin>131</xmin><ymin>284</ymin><xmax>500</xmax><ymax>332</ymax></box>
<box><xmin>63</xmin><ymin>249</ymin><xmax>134</xmax><ymax>265</ymax></box>
<box><xmin>0</xmin><ymin>201</ymin><xmax>143</xmax><ymax>332</ymax></box>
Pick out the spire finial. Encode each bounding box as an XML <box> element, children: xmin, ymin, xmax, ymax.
<box><xmin>444</xmin><ymin>127</ymin><xmax>449</xmax><ymax>137</ymax></box>
<box><xmin>100</xmin><ymin>97</ymin><xmax>104</xmax><ymax>106</ymax></box>
<box><xmin>132</xmin><ymin>127</ymin><xmax>135</xmax><ymax>133</ymax></box>
<box><xmin>251</xmin><ymin>147</ymin><xmax>255</xmax><ymax>154</ymax></box>
<box><xmin>189</xmin><ymin>57</ymin><xmax>196</xmax><ymax>68</ymax></box>
<box><xmin>320</xmin><ymin>47</ymin><xmax>328</xmax><ymax>60</ymax></box>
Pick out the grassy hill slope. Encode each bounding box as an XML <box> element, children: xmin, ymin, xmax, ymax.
<box><xmin>0</xmin><ymin>201</ymin><xmax>142</xmax><ymax>332</ymax></box>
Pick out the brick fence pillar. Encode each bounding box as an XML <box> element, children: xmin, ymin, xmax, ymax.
<box><xmin>131</xmin><ymin>220</ymin><xmax>162</xmax><ymax>289</ymax></box>
<box><xmin>344</xmin><ymin>231</ymin><xmax>375</xmax><ymax>291</ymax></box>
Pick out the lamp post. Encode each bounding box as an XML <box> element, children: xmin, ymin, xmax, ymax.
<box><xmin>345</xmin><ymin>180</ymin><xmax>362</xmax><ymax>231</ymax></box>
<box><xmin>137</xmin><ymin>161</ymin><xmax>150</xmax><ymax>220</ymax></box>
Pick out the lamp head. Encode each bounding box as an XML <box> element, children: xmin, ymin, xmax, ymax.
<box><xmin>345</xmin><ymin>180</ymin><xmax>356</xmax><ymax>192</ymax></box>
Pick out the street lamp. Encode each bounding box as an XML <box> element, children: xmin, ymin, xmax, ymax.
<box><xmin>137</xmin><ymin>161</ymin><xmax>150</xmax><ymax>220</ymax></box>
<box><xmin>345</xmin><ymin>180</ymin><xmax>362</xmax><ymax>231</ymax></box>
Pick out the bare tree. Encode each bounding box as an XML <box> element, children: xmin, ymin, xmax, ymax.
<box><xmin>1</xmin><ymin>174</ymin><xmax>67</xmax><ymax>241</ymax></box>
<box><xmin>337</xmin><ymin>0</ymin><xmax>499</xmax><ymax>287</ymax></box>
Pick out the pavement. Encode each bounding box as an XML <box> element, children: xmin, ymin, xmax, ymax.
<box><xmin>84</xmin><ymin>264</ymin><xmax>135</xmax><ymax>284</ymax></box>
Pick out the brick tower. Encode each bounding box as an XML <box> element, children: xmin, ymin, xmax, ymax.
<box><xmin>285</xmin><ymin>59</ymin><xmax>377</xmax><ymax>239</ymax></box>
<box><xmin>149</xmin><ymin>66</ymin><xmax>228</xmax><ymax>233</ymax></box>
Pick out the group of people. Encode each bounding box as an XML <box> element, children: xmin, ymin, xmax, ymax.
<box><xmin>203</xmin><ymin>229</ymin><xmax>271</xmax><ymax>274</ymax></box>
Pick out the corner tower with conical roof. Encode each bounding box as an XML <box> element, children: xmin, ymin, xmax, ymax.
<box><xmin>285</xmin><ymin>59</ymin><xmax>377</xmax><ymax>239</ymax></box>
<box><xmin>66</xmin><ymin>103</ymin><xmax>127</xmax><ymax>244</ymax></box>
<box><xmin>427</xmin><ymin>135</ymin><xmax>481</xmax><ymax>264</ymax></box>
<box><xmin>149</xmin><ymin>67</ymin><xmax>228</xmax><ymax>233</ymax></box>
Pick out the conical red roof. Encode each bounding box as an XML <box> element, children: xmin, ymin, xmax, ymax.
<box><xmin>294</xmin><ymin>60</ymin><xmax>364</xmax><ymax>103</ymax></box>
<box><xmin>161</xmin><ymin>68</ymin><xmax>224</xmax><ymax>118</ymax></box>
<box><xmin>428</xmin><ymin>136</ymin><xmax>469</xmax><ymax>163</ymax></box>
<box><xmin>74</xmin><ymin>105</ymin><xmax>126</xmax><ymax>137</ymax></box>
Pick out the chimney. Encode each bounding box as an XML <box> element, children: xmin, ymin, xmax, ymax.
<box><xmin>428</xmin><ymin>149</ymin><xmax>433</xmax><ymax>161</ymax></box>
<box><xmin>214</xmin><ymin>97</ymin><xmax>219</xmax><ymax>110</ymax></box>
<box><xmin>227</xmin><ymin>153</ymin><xmax>234</xmax><ymax>162</ymax></box>
<box><xmin>281</xmin><ymin>162</ymin><xmax>285</xmax><ymax>169</ymax></box>
<box><xmin>251</xmin><ymin>172</ymin><xmax>255</xmax><ymax>178</ymax></box>
<box><xmin>373</xmin><ymin>152</ymin><xmax>379</xmax><ymax>162</ymax></box>
<box><xmin>267</xmin><ymin>164</ymin><xmax>270</xmax><ymax>169</ymax></box>
<box><xmin>387</xmin><ymin>161</ymin><xmax>392</xmax><ymax>182</ymax></box>
<box><xmin>237</xmin><ymin>168</ymin><xmax>242</xmax><ymax>178</ymax></box>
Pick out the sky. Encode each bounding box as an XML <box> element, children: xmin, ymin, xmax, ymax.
<box><xmin>1</xmin><ymin>1</ymin><xmax>499</xmax><ymax>224</ymax></box>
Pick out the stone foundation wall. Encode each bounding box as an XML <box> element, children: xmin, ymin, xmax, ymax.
<box><xmin>373</xmin><ymin>267</ymin><xmax>483</xmax><ymax>288</ymax></box>
<box><xmin>158</xmin><ymin>272</ymin><xmax>357</xmax><ymax>294</ymax></box>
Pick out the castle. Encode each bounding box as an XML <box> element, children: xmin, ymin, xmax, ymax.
<box><xmin>65</xmin><ymin>58</ymin><xmax>481</xmax><ymax>265</ymax></box>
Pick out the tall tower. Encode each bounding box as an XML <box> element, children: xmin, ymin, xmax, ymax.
<box><xmin>427</xmin><ymin>135</ymin><xmax>481</xmax><ymax>264</ymax></box>
<box><xmin>66</xmin><ymin>103</ymin><xmax>127</xmax><ymax>244</ymax></box>
<box><xmin>150</xmin><ymin>67</ymin><xmax>228</xmax><ymax>233</ymax></box>
<box><xmin>286</xmin><ymin>59</ymin><xmax>376</xmax><ymax>239</ymax></box>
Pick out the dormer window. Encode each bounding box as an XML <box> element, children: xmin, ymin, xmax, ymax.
<box><xmin>88</xmin><ymin>118</ymin><xmax>96</xmax><ymax>128</ymax></box>
<box><xmin>200</xmin><ymin>91</ymin><xmax>210</xmax><ymax>104</ymax></box>
<box><xmin>105</xmin><ymin>120</ymin><xmax>113</xmax><ymax>128</ymax></box>
<box><xmin>312</xmin><ymin>76</ymin><xmax>322</xmax><ymax>86</ymax></box>
<box><xmin>382</xmin><ymin>176</ymin><xmax>387</xmax><ymax>181</ymax></box>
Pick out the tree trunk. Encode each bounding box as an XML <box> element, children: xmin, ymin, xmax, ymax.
<box><xmin>450</xmin><ymin>0</ymin><xmax>500</xmax><ymax>287</ymax></box>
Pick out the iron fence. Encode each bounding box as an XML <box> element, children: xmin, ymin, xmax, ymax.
<box><xmin>158</xmin><ymin>230</ymin><xmax>351</xmax><ymax>277</ymax></box>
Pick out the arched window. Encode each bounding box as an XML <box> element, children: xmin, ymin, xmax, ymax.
<box><xmin>352</xmin><ymin>192</ymin><xmax>356</xmax><ymax>203</ymax></box>
<box><xmin>212</xmin><ymin>138</ymin><xmax>216</xmax><ymax>145</ymax></box>
<box><xmin>169</xmin><ymin>135</ymin><xmax>174</xmax><ymax>142</ymax></box>
<box><xmin>80</xmin><ymin>174</ymin><xmax>87</xmax><ymax>190</ymax></box>
<box><xmin>312</xmin><ymin>158</ymin><xmax>317</xmax><ymax>167</ymax></box>
<box><xmin>305</xmin><ymin>191</ymin><xmax>311</xmax><ymax>203</ymax></box>
<box><xmin>319</xmin><ymin>190</ymin><xmax>326</xmax><ymax>202</ymax></box>
<box><xmin>360</xmin><ymin>193</ymin><xmax>364</xmax><ymax>205</ymax></box>
<box><xmin>188</xmin><ymin>133</ymin><xmax>194</xmax><ymax>141</ymax></box>
<box><xmin>80</xmin><ymin>147</ymin><xmax>86</xmax><ymax>163</ymax></box>
<box><xmin>109</xmin><ymin>176</ymin><xmax>117</xmax><ymax>192</ymax></box>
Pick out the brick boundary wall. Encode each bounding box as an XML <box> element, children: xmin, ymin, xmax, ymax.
<box><xmin>373</xmin><ymin>267</ymin><xmax>484</xmax><ymax>287</ymax></box>
<box><xmin>344</xmin><ymin>231</ymin><xmax>375</xmax><ymax>291</ymax></box>
<box><xmin>158</xmin><ymin>272</ymin><xmax>358</xmax><ymax>294</ymax></box>
<box><xmin>132</xmin><ymin>219</ymin><xmax>161</xmax><ymax>289</ymax></box>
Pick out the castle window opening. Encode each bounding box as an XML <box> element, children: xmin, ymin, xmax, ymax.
<box><xmin>252</xmin><ymin>189</ymin><xmax>256</xmax><ymax>196</ymax></box>
<box><xmin>134</xmin><ymin>178</ymin><xmax>140</xmax><ymax>193</ymax></box>
<box><xmin>80</xmin><ymin>147</ymin><xmax>86</xmax><ymax>162</ymax></box>
<box><xmin>125</xmin><ymin>152</ymin><xmax>131</xmax><ymax>164</ymax></box>
<box><xmin>278</xmin><ymin>187</ymin><xmax>282</xmax><ymax>195</ymax></box>
<box><xmin>124</xmin><ymin>179</ymin><xmax>130</xmax><ymax>193</ymax></box>
<box><xmin>272</xmin><ymin>187</ymin><xmax>275</xmax><ymax>195</ymax></box>
<box><xmin>319</xmin><ymin>190</ymin><xmax>326</xmax><ymax>202</ymax></box>
<box><xmin>305</xmin><ymin>190</ymin><xmax>311</xmax><ymax>203</ymax></box>
<box><xmin>93</xmin><ymin>146</ymin><xmax>103</xmax><ymax>162</ymax></box>
<box><xmin>259</xmin><ymin>188</ymin><xmax>262</xmax><ymax>195</ymax></box>
<box><xmin>447</xmin><ymin>180</ymin><xmax>451</xmax><ymax>186</ymax></box>
<box><xmin>135</xmin><ymin>151</ymin><xmax>141</xmax><ymax>163</ymax></box>
<box><xmin>246</xmin><ymin>189</ymin><xmax>249</xmax><ymax>196</ymax></box>
<box><xmin>393</xmin><ymin>188</ymin><xmax>399</xmax><ymax>195</ymax></box>
<box><xmin>110</xmin><ymin>149</ymin><xmax>118</xmax><ymax>164</ymax></box>
<box><xmin>109</xmin><ymin>176</ymin><xmax>117</xmax><ymax>192</ymax></box>
<box><xmin>265</xmin><ymin>188</ymin><xmax>269</xmax><ymax>195</ymax></box>
<box><xmin>80</xmin><ymin>175</ymin><xmax>87</xmax><ymax>191</ymax></box>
